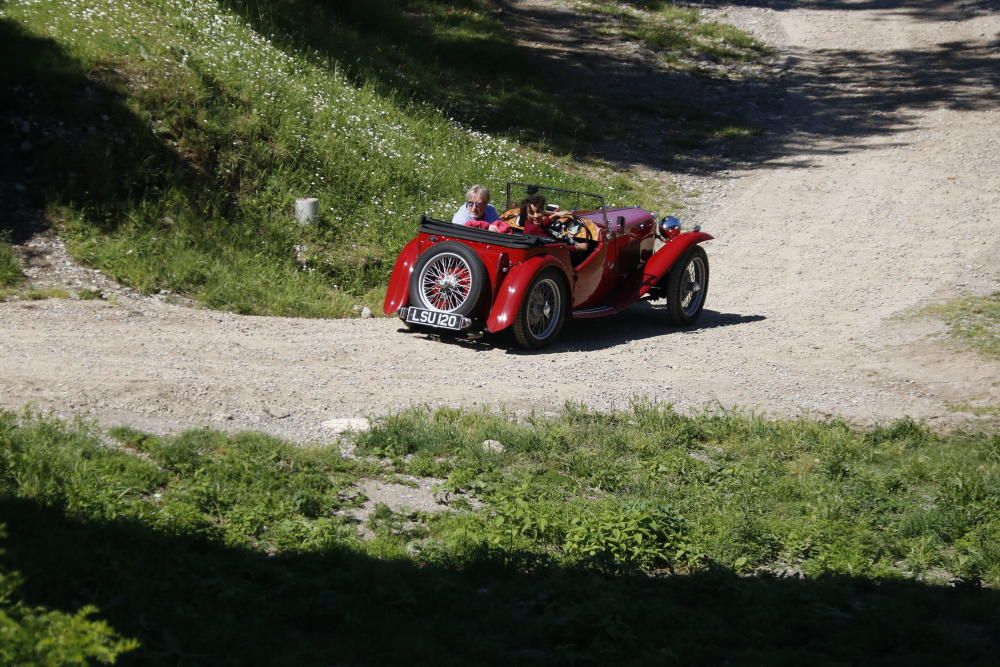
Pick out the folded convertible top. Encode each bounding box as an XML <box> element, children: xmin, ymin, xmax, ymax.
<box><xmin>419</xmin><ymin>216</ymin><xmax>552</xmax><ymax>248</ymax></box>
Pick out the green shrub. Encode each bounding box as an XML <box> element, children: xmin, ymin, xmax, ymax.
<box><xmin>0</xmin><ymin>243</ymin><xmax>21</xmax><ymax>288</ymax></box>
<box><xmin>0</xmin><ymin>527</ymin><xmax>137</xmax><ymax>665</ymax></box>
<box><xmin>564</xmin><ymin>502</ymin><xmax>695</xmax><ymax>573</ymax></box>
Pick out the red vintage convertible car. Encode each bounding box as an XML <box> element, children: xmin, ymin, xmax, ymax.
<box><xmin>383</xmin><ymin>183</ymin><xmax>712</xmax><ymax>349</ymax></box>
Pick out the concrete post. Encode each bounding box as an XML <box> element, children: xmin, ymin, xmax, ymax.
<box><xmin>295</xmin><ymin>197</ymin><xmax>318</xmax><ymax>224</ymax></box>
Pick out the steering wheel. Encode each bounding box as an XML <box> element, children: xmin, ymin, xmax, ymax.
<box><xmin>548</xmin><ymin>213</ymin><xmax>595</xmax><ymax>244</ymax></box>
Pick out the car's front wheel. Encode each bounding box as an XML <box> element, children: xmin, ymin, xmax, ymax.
<box><xmin>665</xmin><ymin>246</ymin><xmax>709</xmax><ymax>326</ymax></box>
<box><xmin>513</xmin><ymin>268</ymin><xmax>568</xmax><ymax>349</ymax></box>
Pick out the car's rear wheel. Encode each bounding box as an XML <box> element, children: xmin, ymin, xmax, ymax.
<box><xmin>665</xmin><ymin>246</ymin><xmax>709</xmax><ymax>326</ymax></box>
<box><xmin>408</xmin><ymin>242</ymin><xmax>485</xmax><ymax>316</ymax></box>
<box><xmin>513</xmin><ymin>268</ymin><xmax>568</xmax><ymax>349</ymax></box>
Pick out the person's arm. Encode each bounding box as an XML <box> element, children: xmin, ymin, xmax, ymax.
<box><xmin>488</xmin><ymin>220</ymin><xmax>511</xmax><ymax>234</ymax></box>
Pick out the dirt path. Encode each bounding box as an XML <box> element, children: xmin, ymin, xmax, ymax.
<box><xmin>2</xmin><ymin>0</ymin><xmax>998</xmax><ymax>441</ymax></box>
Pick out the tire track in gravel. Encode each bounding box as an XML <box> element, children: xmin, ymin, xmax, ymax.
<box><xmin>1</xmin><ymin>1</ymin><xmax>997</xmax><ymax>440</ymax></box>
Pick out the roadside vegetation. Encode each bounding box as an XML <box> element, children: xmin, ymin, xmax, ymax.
<box><xmin>2</xmin><ymin>406</ymin><xmax>997</xmax><ymax>663</ymax></box>
<box><xmin>577</xmin><ymin>0</ymin><xmax>770</xmax><ymax>68</ymax></box>
<box><xmin>1</xmin><ymin>0</ymin><xmax>764</xmax><ymax>317</ymax></box>
<box><xmin>0</xmin><ymin>242</ymin><xmax>22</xmax><ymax>289</ymax></box>
<box><xmin>922</xmin><ymin>292</ymin><xmax>1000</xmax><ymax>359</ymax></box>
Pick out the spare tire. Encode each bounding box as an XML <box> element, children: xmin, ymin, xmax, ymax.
<box><xmin>408</xmin><ymin>241</ymin><xmax>486</xmax><ymax>316</ymax></box>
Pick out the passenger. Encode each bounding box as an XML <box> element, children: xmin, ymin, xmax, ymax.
<box><xmin>451</xmin><ymin>184</ymin><xmax>500</xmax><ymax>226</ymax></box>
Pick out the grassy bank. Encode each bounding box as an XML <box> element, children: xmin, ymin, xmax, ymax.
<box><xmin>1</xmin><ymin>406</ymin><xmax>997</xmax><ymax>663</ymax></box>
<box><xmin>1</xmin><ymin>0</ymin><xmax>763</xmax><ymax>317</ymax></box>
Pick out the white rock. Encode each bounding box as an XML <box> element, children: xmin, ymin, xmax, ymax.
<box><xmin>481</xmin><ymin>439</ymin><xmax>505</xmax><ymax>453</ymax></box>
<box><xmin>360</xmin><ymin>307</ymin><xmax>372</xmax><ymax>319</ymax></box>
<box><xmin>321</xmin><ymin>418</ymin><xmax>370</xmax><ymax>435</ymax></box>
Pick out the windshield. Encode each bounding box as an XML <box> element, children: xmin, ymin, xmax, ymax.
<box><xmin>504</xmin><ymin>182</ymin><xmax>608</xmax><ymax>225</ymax></box>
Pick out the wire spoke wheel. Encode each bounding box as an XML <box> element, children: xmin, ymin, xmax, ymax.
<box><xmin>513</xmin><ymin>269</ymin><xmax>567</xmax><ymax>349</ymax></box>
<box><xmin>418</xmin><ymin>252</ymin><xmax>473</xmax><ymax>312</ymax></box>
<box><xmin>665</xmin><ymin>246</ymin><xmax>709</xmax><ymax>326</ymax></box>
<box><xmin>679</xmin><ymin>255</ymin><xmax>706</xmax><ymax>317</ymax></box>
<box><xmin>526</xmin><ymin>278</ymin><xmax>561</xmax><ymax>339</ymax></box>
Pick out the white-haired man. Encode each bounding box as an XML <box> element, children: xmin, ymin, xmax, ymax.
<box><xmin>451</xmin><ymin>184</ymin><xmax>499</xmax><ymax>225</ymax></box>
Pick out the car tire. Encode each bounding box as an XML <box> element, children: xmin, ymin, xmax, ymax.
<box><xmin>513</xmin><ymin>268</ymin><xmax>568</xmax><ymax>349</ymax></box>
<box><xmin>408</xmin><ymin>242</ymin><xmax>485</xmax><ymax>316</ymax></box>
<box><xmin>665</xmin><ymin>246</ymin><xmax>709</xmax><ymax>326</ymax></box>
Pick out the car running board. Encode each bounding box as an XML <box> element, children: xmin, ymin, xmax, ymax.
<box><xmin>571</xmin><ymin>305</ymin><xmax>618</xmax><ymax>319</ymax></box>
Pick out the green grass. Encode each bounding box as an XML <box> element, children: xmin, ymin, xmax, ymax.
<box><xmin>1</xmin><ymin>407</ymin><xmax>998</xmax><ymax>664</ymax></box>
<box><xmin>0</xmin><ymin>242</ymin><xmax>22</xmax><ymax>287</ymax></box>
<box><xmin>1</xmin><ymin>0</ymin><xmax>759</xmax><ymax>317</ymax></box>
<box><xmin>24</xmin><ymin>286</ymin><xmax>71</xmax><ymax>300</ymax></box>
<box><xmin>922</xmin><ymin>292</ymin><xmax>1000</xmax><ymax>359</ymax></box>
<box><xmin>949</xmin><ymin>402</ymin><xmax>1000</xmax><ymax>418</ymax></box>
<box><xmin>0</xmin><ymin>0</ymin><xmax>677</xmax><ymax>318</ymax></box>
<box><xmin>578</xmin><ymin>0</ymin><xmax>771</xmax><ymax>68</ymax></box>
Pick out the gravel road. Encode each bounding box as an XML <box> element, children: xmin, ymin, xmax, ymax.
<box><xmin>2</xmin><ymin>0</ymin><xmax>998</xmax><ymax>442</ymax></box>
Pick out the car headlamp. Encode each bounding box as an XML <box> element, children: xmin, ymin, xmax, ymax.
<box><xmin>658</xmin><ymin>215</ymin><xmax>681</xmax><ymax>240</ymax></box>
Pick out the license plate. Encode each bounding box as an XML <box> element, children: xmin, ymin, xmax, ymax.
<box><xmin>405</xmin><ymin>307</ymin><xmax>465</xmax><ymax>330</ymax></box>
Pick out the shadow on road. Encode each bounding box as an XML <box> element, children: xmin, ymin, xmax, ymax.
<box><xmin>543</xmin><ymin>306</ymin><xmax>767</xmax><ymax>353</ymax></box>
<box><xmin>401</xmin><ymin>306</ymin><xmax>765</xmax><ymax>354</ymax></box>
<box><xmin>693</xmin><ymin>0</ymin><xmax>1000</xmax><ymax>24</ymax></box>
<box><xmin>498</xmin><ymin>0</ymin><xmax>999</xmax><ymax>172</ymax></box>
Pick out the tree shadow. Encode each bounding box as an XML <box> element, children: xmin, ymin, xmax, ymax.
<box><xmin>216</xmin><ymin>0</ymin><xmax>999</xmax><ymax>176</ymax></box>
<box><xmin>2</xmin><ymin>496</ymin><xmax>997</xmax><ymax>665</ymax></box>
<box><xmin>0</xmin><ymin>19</ymin><xmax>208</xmax><ymax>243</ymax></box>
<box><xmin>691</xmin><ymin>1</ymin><xmax>1000</xmax><ymax>24</ymax></box>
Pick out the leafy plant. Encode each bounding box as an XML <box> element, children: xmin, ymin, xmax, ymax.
<box><xmin>0</xmin><ymin>526</ymin><xmax>137</xmax><ymax>665</ymax></box>
<box><xmin>564</xmin><ymin>501</ymin><xmax>696</xmax><ymax>573</ymax></box>
<box><xmin>0</xmin><ymin>242</ymin><xmax>22</xmax><ymax>288</ymax></box>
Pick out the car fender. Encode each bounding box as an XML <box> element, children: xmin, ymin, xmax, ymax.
<box><xmin>382</xmin><ymin>238</ymin><xmax>421</xmax><ymax>315</ymax></box>
<box><xmin>487</xmin><ymin>255</ymin><xmax>570</xmax><ymax>333</ymax></box>
<box><xmin>637</xmin><ymin>232</ymin><xmax>714</xmax><ymax>298</ymax></box>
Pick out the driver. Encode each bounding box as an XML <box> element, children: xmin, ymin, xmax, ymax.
<box><xmin>518</xmin><ymin>194</ymin><xmax>588</xmax><ymax>252</ymax></box>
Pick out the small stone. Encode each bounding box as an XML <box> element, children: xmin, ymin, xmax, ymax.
<box><xmin>321</xmin><ymin>418</ymin><xmax>370</xmax><ymax>435</ymax></box>
<box><xmin>481</xmin><ymin>439</ymin><xmax>505</xmax><ymax>453</ymax></box>
<box><xmin>360</xmin><ymin>307</ymin><xmax>372</xmax><ymax>319</ymax></box>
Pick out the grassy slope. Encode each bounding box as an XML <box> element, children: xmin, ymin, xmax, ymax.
<box><xmin>1</xmin><ymin>407</ymin><xmax>998</xmax><ymax>663</ymax></box>
<box><xmin>1</xmin><ymin>0</ymin><xmax>762</xmax><ymax>317</ymax></box>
